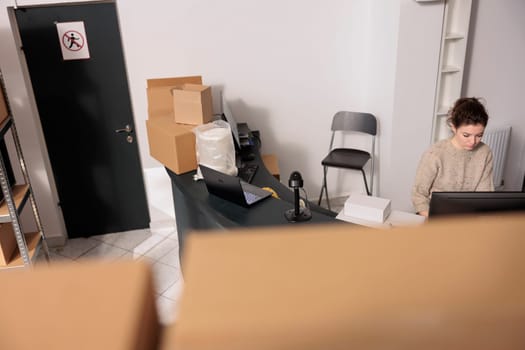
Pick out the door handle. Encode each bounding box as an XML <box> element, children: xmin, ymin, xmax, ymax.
<box><xmin>115</xmin><ymin>124</ymin><xmax>134</xmax><ymax>143</ymax></box>
<box><xmin>115</xmin><ymin>124</ymin><xmax>132</xmax><ymax>133</ymax></box>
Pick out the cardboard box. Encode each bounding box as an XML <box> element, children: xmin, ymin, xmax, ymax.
<box><xmin>167</xmin><ymin>213</ymin><xmax>525</xmax><ymax>349</ymax></box>
<box><xmin>0</xmin><ymin>87</ymin><xmax>8</xmax><ymax>124</ymax></box>
<box><xmin>146</xmin><ymin>115</ymin><xmax>197</xmax><ymax>174</ymax></box>
<box><xmin>0</xmin><ymin>260</ymin><xmax>160</xmax><ymax>349</ymax></box>
<box><xmin>262</xmin><ymin>154</ymin><xmax>280</xmax><ymax>180</ymax></box>
<box><xmin>344</xmin><ymin>193</ymin><xmax>391</xmax><ymax>222</ymax></box>
<box><xmin>147</xmin><ymin>76</ymin><xmax>202</xmax><ymax>119</ymax></box>
<box><xmin>172</xmin><ymin>84</ymin><xmax>213</xmax><ymax>125</ymax></box>
<box><xmin>0</xmin><ymin>223</ymin><xmax>17</xmax><ymax>265</ymax></box>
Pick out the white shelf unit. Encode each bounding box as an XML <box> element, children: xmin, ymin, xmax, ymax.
<box><xmin>0</xmin><ymin>72</ymin><xmax>50</xmax><ymax>268</ymax></box>
<box><xmin>431</xmin><ymin>0</ymin><xmax>473</xmax><ymax>142</ymax></box>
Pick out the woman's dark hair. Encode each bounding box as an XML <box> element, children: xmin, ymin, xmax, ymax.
<box><xmin>447</xmin><ymin>97</ymin><xmax>489</xmax><ymax>128</ymax></box>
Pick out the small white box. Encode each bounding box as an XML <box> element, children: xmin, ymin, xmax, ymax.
<box><xmin>344</xmin><ymin>194</ymin><xmax>391</xmax><ymax>223</ymax></box>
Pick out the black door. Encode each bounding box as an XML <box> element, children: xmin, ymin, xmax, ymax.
<box><xmin>15</xmin><ymin>2</ymin><xmax>150</xmax><ymax>238</ymax></box>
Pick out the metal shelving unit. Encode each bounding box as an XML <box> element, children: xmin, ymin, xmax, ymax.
<box><xmin>430</xmin><ymin>0</ymin><xmax>473</xmax><ymax>142</ymax></box>
<box><xmin>0</xmin><ymin>71</ymin><xmax>50</xmax><ymax>268</ymax></box>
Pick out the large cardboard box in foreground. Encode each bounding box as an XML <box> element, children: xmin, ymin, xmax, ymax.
<box><xmin>147</xmin><ymin>76</ymin><xmax>202</xmax><ymax>118</ymax></box>
<box><xmin>0</xmin><ymin>260</ymin><xmax>160</xmax><ymax>350</ymax></box>
<box><xmin>146</xmin><ymin>115</ymin><xmax>197</xmax><ymax>174</ymax></box>
<box><xmin>0</xmin><ymin>223</ymin><xmax>17</xmax><ymax>265</ymax></box>
<box><xmin>172</xmin><ymin>83</ymin><xmax>213</xmax><ymax>125</ymax></box>
<box><xmin>164</xmin><ymin>214</ymin><xmax>525</xmax><ymax>350</ymax></box>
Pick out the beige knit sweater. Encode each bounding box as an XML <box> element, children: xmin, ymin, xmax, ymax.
<box><xmin>412</xmin><ymin>138</ymin><xmax>494</xmax><ymax>213</ymax></box>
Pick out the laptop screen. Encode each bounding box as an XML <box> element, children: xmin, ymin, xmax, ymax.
<box><xmin>200</xmin><ymin>164</ymin><xmax>271</xmax><ymax>207</ymax></box>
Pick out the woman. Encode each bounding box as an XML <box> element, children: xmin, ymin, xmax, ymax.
<box><xmin>412</xmin><ymin>97</ymin><xmax>494</xmax><ymax>217</ymax></box>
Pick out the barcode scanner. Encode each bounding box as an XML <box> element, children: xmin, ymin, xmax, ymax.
<box><xmin>285</xmin><ymin>171</ymin><xmax>312</xmax><ymax>222</ymax></box>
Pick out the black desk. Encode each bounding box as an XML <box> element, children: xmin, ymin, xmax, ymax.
<box><xmin>166</xmin><ymin>144</ymin><xmax>339</xmax><ymax>253</ymax></box>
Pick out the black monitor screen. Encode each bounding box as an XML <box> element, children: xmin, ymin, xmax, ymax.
<box><xmin>429</xmin><ymin>191</ymin><xmax>525</xmax><ymax>218</ymax></box>
<box><xmin>221</xmin><ymin>95</ymin><xmax>241</xmax><ymax>149</ymax></box>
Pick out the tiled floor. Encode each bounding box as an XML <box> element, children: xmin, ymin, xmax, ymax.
<box><xmin>36</xmin><ymin>226</ymin><xmax>182</xmax><ymax>325</ymax></box>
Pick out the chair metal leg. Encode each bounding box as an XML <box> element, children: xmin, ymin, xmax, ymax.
<box><xmin>318</xmin><ymin>168</ymin><xmax>325</xmax><ymax>206</ymax></box>
<box><xmin>369</xmin><ymin>156</ymin><xmax>375</xmax><ymax>196</ymax></box>
<box><xmin>361</xmin><ymin>169</ymin><xmax>371</xmax><ymax>196</ymax></box>
<box><xmin>318</xmin><ymin>166</ymin><xmax>331</xmax><ymax>211</ymax></box>
<box><xmin>369</xmin><ymin>172</ymin><xmax>374</xmax><ymax>196</ymax></box>
<box><xmin>324</xmin><ymin>167</ymin><xmax>331</xmax><ymax>211</ymax></box>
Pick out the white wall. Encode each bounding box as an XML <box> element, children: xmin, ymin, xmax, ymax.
<box><xmin>361</xmin><ymin>1</ymin><xmax>400</xmax><ymax>198</ymax></box>
<box><xmin>463</xmin><ymin>0</ymin><xmax>525</xmax><ymax>190</ymax></box>
<box><xmin>119</xmin><ymin>0</ymin><xmax>402</xmax><ymax>202</ymax></box>
<box><xmin>118</xmin><ymin>0</ymin><xmax>376</xmax><ymax>194</ymax></box>
<box><xmin>385</xmin><ymin>0</ymin><xmax>445</xmax><ymax>211</ymax></box>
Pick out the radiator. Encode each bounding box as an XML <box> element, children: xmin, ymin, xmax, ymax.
<box><xmin>482</xmin><ymin>126</ymin><xmax>511</xmax><ymax>188</ymax></box>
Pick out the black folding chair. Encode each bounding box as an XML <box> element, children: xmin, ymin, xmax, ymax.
<box><xmin>318</xmin><ymin>111</ymin><xmax>377</xmax><ymax>211</ymax></box>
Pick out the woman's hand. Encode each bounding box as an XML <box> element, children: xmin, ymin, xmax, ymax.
<box><xmin>417</xmin><ymin>210</ymin><xmax>429</xmax><ymax>218</ymax></box>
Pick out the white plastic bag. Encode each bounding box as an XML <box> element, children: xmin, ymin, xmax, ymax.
<box><xmin>193</xmin><ymin>120</ymin><xmax>237</xmax><ymax>180</ymax></box>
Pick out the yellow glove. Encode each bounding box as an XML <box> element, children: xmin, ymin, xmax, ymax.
<box><xmin>261</xmin><ymin>187</ymin><xmax>279</xmax><ymax>199</ymax></box>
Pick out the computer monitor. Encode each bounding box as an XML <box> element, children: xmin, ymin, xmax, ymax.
<box><xmin>221</xmin><ymin>95</ymin><xmax>241</xmax><ymax>149</ymax></box>
<box><xmin>429</xmin><ymin>191</ymin><xmax>525</xmax><ymax>218</ymax></box>
<box><xmin>221</xmin><ymin>95</ymin><xmax>252</xmax><ymax>151</ymax></box>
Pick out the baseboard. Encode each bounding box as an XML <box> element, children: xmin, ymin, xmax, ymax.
<box><xmin>149</xmin><ymin>219</ymin><xmax>176</xmax><ymax>235</ymax></box>
<box><xmin>45</xmin><ymin>235</ymin><xmax>67</xmax><ymax>248</ymax></box>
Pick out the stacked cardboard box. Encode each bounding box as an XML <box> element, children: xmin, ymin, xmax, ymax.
<box><xmin>0</xmin><ymin>86</ymin><xmax>8</xmax><ymax>124</ymax></box>
<box><xmin>172</xmin><ymin>84</ymin><xmax>213</xmax><ymax>125</ymax></box>
<box><xmin>0</xmin><ymin>89</ymin><xmax>15</xmax><ymax>265</ymax></box>
<box><xmin>0</xmin><ymin>223</ymin><xmax>18</xmax><ymax>265</ymax></box>
<box><xmin>261</xmin><ymin>154</ymin><xmax>280</xmax><ymax>180</ymax></box>
<box><xmin>145</xmin><ymin>76</ymin><xmax>213</xmax><ymax>174</ymax></box>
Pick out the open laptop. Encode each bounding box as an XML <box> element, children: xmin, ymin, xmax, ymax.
<box><xmin>200</xmin><ymin>164</ymin><xmax>272</xmax><ymax>207</ymax></box>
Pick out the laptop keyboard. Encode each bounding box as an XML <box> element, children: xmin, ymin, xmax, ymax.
<box><xmin>243</xmin><ymin>191</ymin><xmax>261</xmax><ymax>205</ymax></box>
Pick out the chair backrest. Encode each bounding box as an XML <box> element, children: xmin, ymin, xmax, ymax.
<box><xmin>331</xmin><ymin>111</ymin><xmax>377</xmax><ymax>136</ymax></box>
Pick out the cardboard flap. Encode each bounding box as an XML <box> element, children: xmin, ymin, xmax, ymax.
<box><xmin>172</xmin><ymin>83</ymin><xmax>209</xmax><ymax>93</ymax></box>
<box><xmin>147</xmin><ymin>76</ymin><xmax>202</xmax><ymax>88</ymax></box>
<box><xmin>146</xmin><ymin>76</ymin><xmax>203</xmax><ymax>118</ymax></box>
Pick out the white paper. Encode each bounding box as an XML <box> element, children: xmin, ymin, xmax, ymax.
<box><xmin>344</xmin><ymin>194</ymin><xmax>391</xmax><ymax>223</ymax></box>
